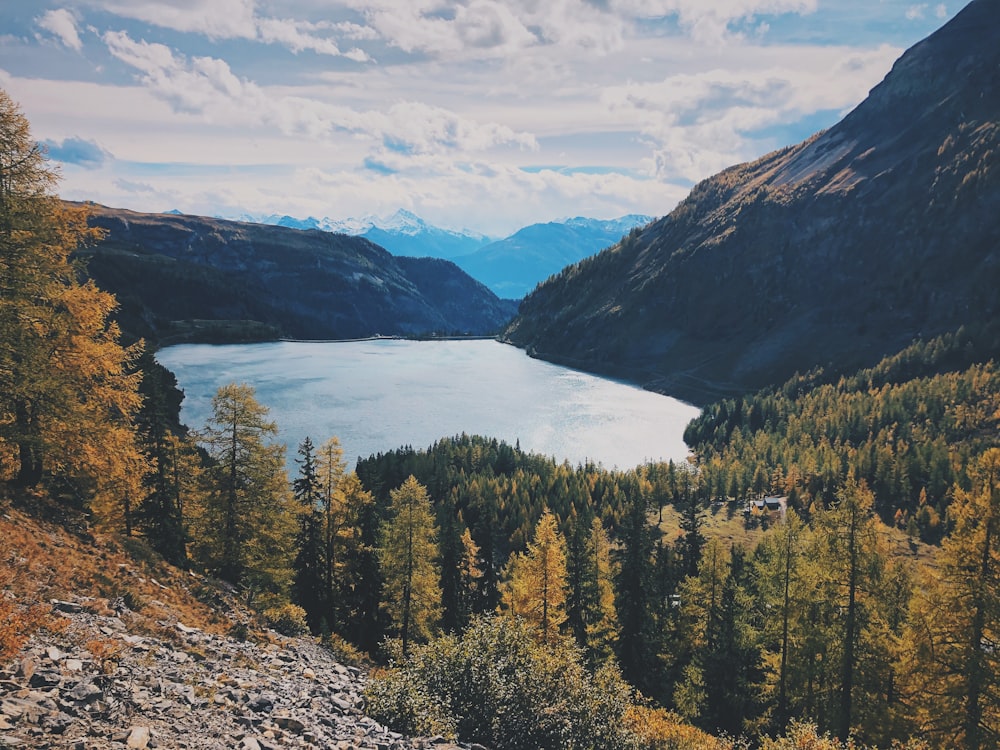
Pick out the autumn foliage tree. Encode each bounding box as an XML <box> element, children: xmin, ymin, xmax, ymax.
<box><xmin>0</xmin><ymin>88</ymin><xmax>145</xmax><ymax>512</ymax></box>
<box><xmin>904</xmin><ymin>448</ymin><xmax>1000</xmax><ymax>748</ymax></box>
<box><xmin>192</xmin><ymin>383</ymin><xmax>296</xmax><ymax>604</ymax></box>
<box><xmin>502</xmin><ymin>509</ymin><xmax>568</xmax><ymax>645</ymax></box>
<box><xmin>379</xmin><ymin>475</ymin><xmax>441</xmax><ymax>654</ymax></box>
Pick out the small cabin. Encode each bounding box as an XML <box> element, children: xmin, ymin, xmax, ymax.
<box><xmin>745</xmin><ymin>495</ymin><xmax>787</xmax><ymax>518</ymax></box>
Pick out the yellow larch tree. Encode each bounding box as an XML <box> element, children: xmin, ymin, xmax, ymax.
<box><xmin>903</xmin><ymin>448</ymin><xmax>1000</xmax><ymax>749</ymax></box>
<box><xmin>502</xmin><ymin>508</ymin><xmax>568</xmax><ymax>645</ymax></box>
<box><xmin>0</xmin><ymin>88</ymin><xmax>145</xmax><ymax>517</ymax></box>
<box><xmin>379</xmin><ymin>475</ymin><xmax>441</xmax><ymax>654</ymax></box>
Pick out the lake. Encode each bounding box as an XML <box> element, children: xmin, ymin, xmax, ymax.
<box><xmin>155</xmin><ymin>339</ymin><xmax>700</xmax><ymax>470</ymax></box>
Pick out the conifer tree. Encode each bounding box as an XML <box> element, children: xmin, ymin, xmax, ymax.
<box><xmin>502</xmin><ymin>508</ymin><xmax>568</xmax><ymax>645</ymax></box>
<box><xmin>439</xmin><ymin>499</ymin><xmax>483</xmax><ymax>632</ymax></box>
<box><xmin>567</xmin><ymin>516</ymin><xmax>620</xmax><ymax>664</ymax></box>
<box><xmin>316</xmin><ymin>437</ymin><xmax>347</xmax><ymax>621</ymax></box>
<box><xmin>136</xmin><ymin>354</ymin><xmax>193</xmax><ymax>565</ymax></box>
<box><xmin>336</xmin><ymin>472</ymin><xmax>380</xmax><ymax>649</ymax></box>
<box><xmin>194</xmin><ymin>383</ymin><xmax>295</xmax><ymax>604</ymax></box>
<box><xmin>676</xmin><ymin>544</ymin><xmax>764</xmax><ymax>734</ymax></box>
<box><xmin>292</xmin><ymin>437</ymin><xmax>327</xmax><ymax>631</ymax></box>
<box><xmin>801</xmin><ymin>479</ymin><xmax>907</xmax><ymax>743</ymax></box>
<box><xmin>754</xmin><ymin>510</ymin><xmax>806</xmax><ymax>732</ymax></box>
<box><xmin>616</xmin><ymin>489</ymin><xmax>659</xmax><ymax>697</ymax></box>
<box><xmin>904</xmin><ymin>448</ymin><xmax>1000</xmax><ymax>748</ymax></box>
<box><xmin>565</xmin><ymin>515</ymin><xmax>593</xmax><ymax>649</ymax></box>
<box><xmin>583</xmin><ymin>517</ymin><xmax>620</xmax><ymax>664</ymax></box>
<box><xmin>678</xmin><ymin>469</ymin><xmax>706</xmax><ymax>577</ymax></box>
<box><xmin>0</xmin><ymin>88</ymin><xmax>145</xmax><ymax>508</ymax></box>
<box><xmin>379</xmin><ymin>475</ymin><xmax>441</xmax><ymax>654</ymax></box>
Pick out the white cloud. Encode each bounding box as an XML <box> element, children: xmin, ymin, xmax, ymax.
<box><xmin>102</xmin><ymin>31</ymin><xmax>536</xmax><ymax>158</ymax></box>
<box><xmin>37</xmin><ymin>8</ymin><xmax>83</xmax><ymax>51</ymax></box>
<box><xmin>905</xmin><ymin>4</ymin><xmax>927</xmax><ymax>21</ymax></box>
<box><xmin>616</xmin><ymin>0</ymin><xmax>819</xmax><ymax>44</ymax></box>
<box><xmin>935</xmin><ymin>4</ymin><xmax>948</xmax><ymax>19</ymax></box>
<box><xmin>600</xmin><ymin>42</ymin><xmax>900</xmax><ymax>181</ymax></box>
<box><xmin>89</xmin><ymin>0</ymin><xmax>258</xmax><ymax>39</ymax></box>
<box><xmin>6</xmin><ymin>0</ymin><xmax>934</xmax><ymax>235</ymax></box>
<box><xmin>346</xmin><ymin>0</ymin><xmax>821</xmax><ymax>59</ymax></box>
<box><xmin>88</xmin><ymin>0</ymin><xmax>375</xmax><ymax>59</ymax></box>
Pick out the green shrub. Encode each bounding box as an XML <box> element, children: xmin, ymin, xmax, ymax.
<box><xmin>263</xmin><ymin>603</ymin><xmax>309</xmax><ymax>636</ymax></box>
<box><xmin>366</xmin><ymin>615</ymin><xmax>636</xmax><ymax>750</ymax></box>
<box><xmin>323</xmin><ymin>632</ymin><xmax>371</xmax><ymax>669</ymax></box>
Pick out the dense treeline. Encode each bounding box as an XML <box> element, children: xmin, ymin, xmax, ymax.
<box><xmin>685</xmin><ymin>329</ymin><xmax>1000</xmax><ymax>542</ymax></box>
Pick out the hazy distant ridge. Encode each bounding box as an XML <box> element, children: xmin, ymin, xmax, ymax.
<box><xmin>235</xmin><ymin>210</ymin><xmax>654</xmax><ymax>299</ymax></box>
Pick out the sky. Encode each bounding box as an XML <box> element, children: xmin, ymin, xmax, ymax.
<box><xmin>0</xmin><ymin>0</ymin><xmax>957</xmax><ymax>237</ymax></box>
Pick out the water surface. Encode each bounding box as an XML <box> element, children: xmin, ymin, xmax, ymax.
<box><xmin>156</xmin><ymin>339</ymin><xmax>699</xmax><ymax>470</ymax></box>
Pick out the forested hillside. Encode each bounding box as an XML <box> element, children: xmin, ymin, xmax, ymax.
<box><xmin>79</xmin><ymin>204</ymin><xmax>518</xmax><ymax>345</ymax></box>
<box><xmin>504</xmin><ymin>0</ymin><xmax>1000</xmax><ymax>403</ymax></box>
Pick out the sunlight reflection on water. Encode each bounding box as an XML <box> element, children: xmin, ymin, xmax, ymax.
<box><xmin>156</xmin><ymin>339</ymin><xmax>700</xmax><ymax>470</ymax></box>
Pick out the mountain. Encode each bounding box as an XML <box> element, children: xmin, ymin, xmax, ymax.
<box><xmin>78</xmin><ymin>204</ymin><xmax>518</xmax><ymax>345</ymax></box>
<box><xmin>236</xmin><ymin>209</ymin><xmax>494</xmax><ymax>260</ymax></box>
<box><xmin>453</xmin><ymin>215</ymin><xmax>653</xmax><ymax>298</ymax></box>
<box><xmin>504</xmin><ymin>0</ymin><xmax>1000</xmax><ymax>405</ymax></box>
<box><xmin>235</xmin><ymin>210</ymin><xmax>656</xmax><ymax>297</ymax></box>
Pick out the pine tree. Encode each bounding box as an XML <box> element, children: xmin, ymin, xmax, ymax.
<box><xmin>754</xmin><ymin>510</ymin><xmax>807</xmax><ymax>732</ymax></box>
<box><xmin>502</xmin><ymin>509</ymin><xmax>568</xmax><ymax>646</ymax></box>
<box><xmin>567</xmin><ymin>516</ymin><xmax>620</xmax><ymax>665</ymax></box>
<box><xmin>566</xmin><ymin>515</ymin><xmax>593</xmax><ymax>650</ymax></box>
<box><xmin>194</xmin><ymin>383</ymin><xmax>295</xmax><ymax>604</ymax></box>
<box><xmin>616</xmin><ymin>489</ymin><xmax>659</xmax><ymax>697</ymax></box>
<box><xmin>676</xmin><ymin>544</ymin><xmax>764</xmax><ymax>735</ymax></box>
<box><xmin>136</xmin><ymin>354</ymin><xmax>192</xmax><ymax>565</ymax></box>
<box><xmin>292</xmin><ymin>437</ymin><xmax>327</xmax><ymax>631</ymax></box>
<box><xmin>316</xmin><ymin>437</ymin><xmax>347</xmax><ymax>624</ymax></box>
<box><xmin>678</xmin><ymin>469</ymin><xmax>706</xmax><ymax>578</ymax></box>
<box><xmin>379</xmin><ymin>475</ymin><xmax>441</xmax><ymax>654</ymax></box>
<box><xmin>439</xmin><ymin>499</ymin><xmax>483</xmax><ymax>632</ymax></box>
<box><xmin>0</xmin><ymin>88</ymin><xmax>145</xmax><ymax>509</ymax></box>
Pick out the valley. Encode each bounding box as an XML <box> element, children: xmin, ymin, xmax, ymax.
<box><xmin>1</xmin><ymin>1</ymin><xmax>999</xmax><ymax>748</ymax></box>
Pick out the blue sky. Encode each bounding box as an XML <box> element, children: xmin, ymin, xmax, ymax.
<box><xmin>0</xmin><ymin>0</ymin><xmax>955</xmax><ymax>236</ymax></box>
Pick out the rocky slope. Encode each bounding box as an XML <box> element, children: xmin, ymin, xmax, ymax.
<box><xmin>78</xmin><ymin>205</ymin><xmax>518</xmax><ymax>345</ymax></box>
<box><xmin>0</xmin><ymin>504</ymin><xmax>467</xmax><ymax>750</ymax></box>
<box><xmin>503</xmin><ymin>0</ymin><xmax>1000</xmax><ymax>404</ymax></box>
<box><xmin>1</xmin><ymin>607</ymin><xmax>421</xmax><ymax>750</ymax></box>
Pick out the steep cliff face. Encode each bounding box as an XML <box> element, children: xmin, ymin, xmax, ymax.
<box><xmin>504</xmin><ymin>0</ymin><xmax>1000</xmax><ymax>404</ymax></box>
<box><xmin>79</xmin><ymin>205</ymin><xmax>518</xmax><ymax>344</ymax></box>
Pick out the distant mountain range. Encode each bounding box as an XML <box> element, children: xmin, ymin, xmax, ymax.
<box><xmin>235</xmin><ymin>211</ymin><xmax>653</xmax><ymax>299</ymax></box>
<box><xmin>78</xmin><ymin>205</ymin><xmax>518</xmax><ymax>345</ymax></box>
<box><xmin>453</xmin><ymin>215</ymin><xmax>653</xmax><ymax>298</ymax></box>
<box><xmin>504</xmin><ymin>0</ymin><xmax>1000</xmax><ymax>404</ymax></box>
<box><xmin>234</xmin><ymin>209</ymin><xmax>493</xmax><ymax>260</ymax></box>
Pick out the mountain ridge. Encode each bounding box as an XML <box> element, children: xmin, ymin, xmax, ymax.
<box><xmin>453</xmin><ymin>215</ymin><xmax>654</xmax><ymax>298</ymax></box>
<box><xmin>234</xmin><ymin>209</ymin><xmax>494</xmax><ymax>260</ymax></box>
<box><xmin>77</xmin><ymin>203</ymin><xmax>518</xmax><ymax>345</ymax></box>
<box><xmin>503</xmin><ymin>0</ymin><xmax>1000</xmax><ymax>405</ymax></box>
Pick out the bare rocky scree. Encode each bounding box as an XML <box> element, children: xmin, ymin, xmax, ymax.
<box><xmin>0</xmin><ymin>598</ymin><xmax>469</xmax><ymax>750</ymax></box>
